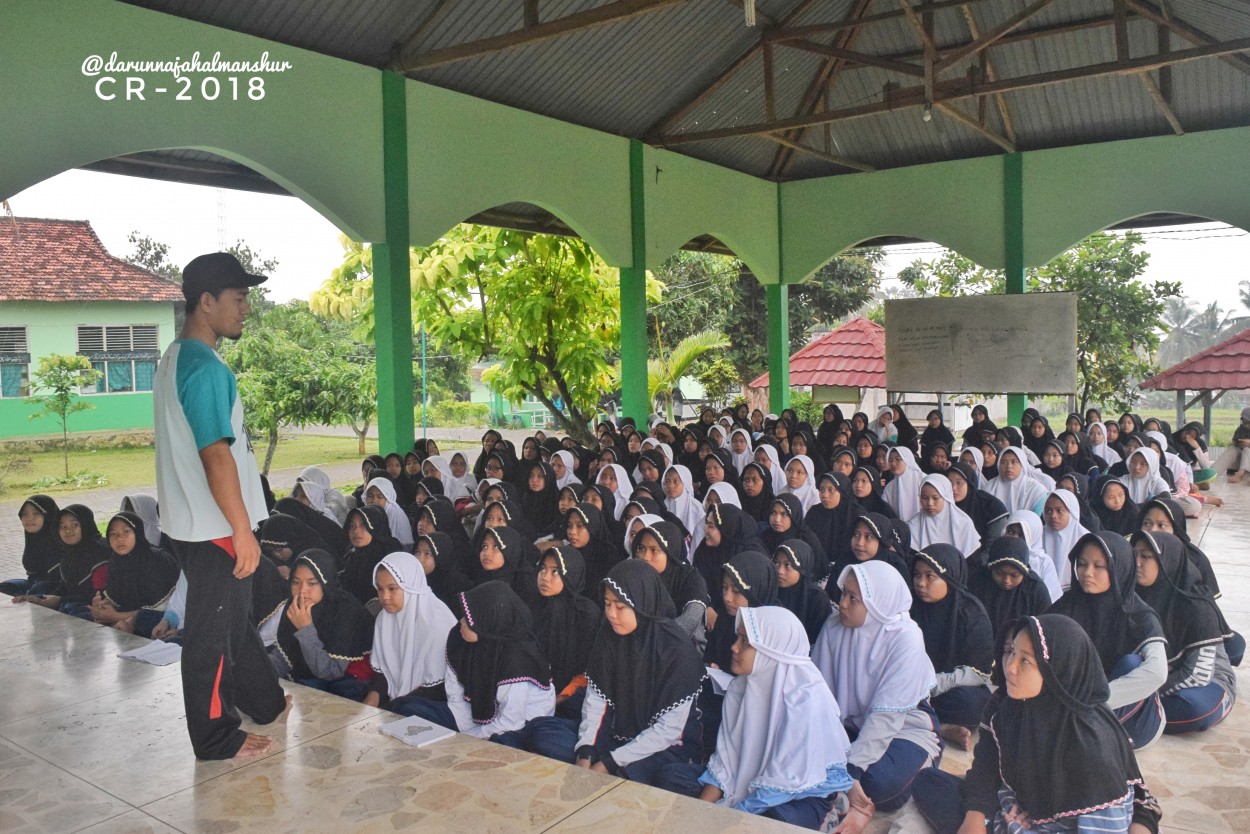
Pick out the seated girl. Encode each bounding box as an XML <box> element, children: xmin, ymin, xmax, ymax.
<box><xmin>15</xmin><ymin>504</ymin><xmax>110</xmax><ymax>620</ymax></box>
<box><xmin>90</xmin><ymin>512</ymin><xmax>179</xmax><ymax>637</ymax></box>
<box><xmin>811</xmin><ymin>561</ymin><xmax>941</xmax><ymax>831</ymax></box>
<box><xmin>670</xmin><ymin>607</ymin><xmax>855</xmax><ymax>830</ymax></box>
<box><xmin>269</xmin><ymin>550</ymin><xmax>374</xmax><ymax>701</ymax></box>
<box><xmin>782</xmin><ymin>455</ymin><xmax>820</xmax><ymax>515</ymax></box>
<box><xmin>474</xmin><ymin>526</ymin><xmax>540</xmax><ymax>602</ymax></box>
<box><xmin>773</xmin><ymin>540</ymin><xmax>832</xmax><ymax>645</ymax></box>
<box><xmin>1131</xmin><ymin>530</ymin><xmax>1236</xmax><ymax>735</ymax></box>
<box><xmin>1093</xmin><ymin>475</ymin><xmax>1139</xmax><ymax>537</ymax></box>
<box><xmin>364</xmin><ymin>477</ymin><xmax>414</xmax><ymax>550</ymax></box>
<box><xmin>415</xmin><ymin>532</ymin><xmax>472</xmax><ymax>610</ymax></box>
<box><xmin>339</xmin><ymin>505</ymin><xmax>402</xmax><ymax>605</ymax></box>
<box><xmin>882</xmin><ymin>447</ymin><xmax>925</xmax><ymax>520</ymax></box>
<box><xmin>364</xmin><ymin>552</ymin><xmax>456</xmax><ymax>711</ymax></box>
<box><xmin>416</xmin><ymin>498</ymin><xmax>477</xmax><ymax>576</ymax></box>
<box><xmin>631</xmin><ymin>521</ymin><xmax>710</xmax><ymax>645</ymax></box>
<box><xmin>1</xmin><ymin>495</ymin><xmax>61</xmax><ymax>597</ymax></box>
<box><xmin>849</xmin><ymin>466</ymin><xmax>897</xmax><ymax>519</ymax></box>
<box><xmin>968</xmin><ymin>536</ymin><xmax>1052</xmax><ymax>647</ymax></box>
<box><xmin>739</xmin><ymin>462</ymin><xmax>777</xmax><ymax>530</ymax></box>
<box><xmin>910</xmin><ymin>545</ymin><xmax>994</xmax><ymax>750</ymax></box>
<box><xmin>911</xmin><ymin>614</ymin><xmax>1162</xmax><ymax>834</ymax></box>
<box><xmin>662</xmin><ymin>465</ymin><xmax>706</xmax><ymax>551</ymax></box>
<box><xmin>985</xmin><ymin>447</ymin><xmax>1049</xmax><ymax>514</ymax></box>
<box><xmin>944</xmin><ymin>462</ymin><xmax>1008</xmax><ymax>542</ymax></box>
<box><xmin>805</xmin><ymin>473</ymin><xmax>860</xmax><ymax>573</ymax></box>
<box><xmin>760</xmin><ymin>494</ymin><xmax>826</xmax><ymax>572</ymax></box>
<box><xmin>1002</xmin><ymin>510</ymin><xmax>1064</xmax><ymax>603</ymax></box>
<box><xmin>530</xmin><ymin>545</ymin><xmax>602</xmax><ymax>719</ymax></box>
<box><xmin>1042</xmin><ymin>490</ymin><xmax>1085</xmax><ymax>592</ymax></box>
<box><xmin>1048</xmin><ymin>533</ymin><xmax>1168</xmax><ymax>749</ymax></box>
<box><xmin>564</xmin><ymin>503</ymin><xmax>624</xmax><ymax>598</ymax></box>
<box><xmin>400</xmin><ymin>581</ymin><xmax>555</xmax><ymax>746</ymax></box>
<box><xmin>827</xmin><ymin>513</ymin><xmax>910</xmax><ymax>603</ymax></box>
<box><xmin>691</xmin><ymin>504</ymin><xmax>764</xmax><ymax>611</ymax></box>
<box><xmin>907</xmin><ymin>474</ymin><xmax>981</xmax><ymax>558</ymax></box>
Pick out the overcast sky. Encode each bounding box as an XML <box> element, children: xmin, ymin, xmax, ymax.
<box><xmin>8</xmin><ymin>168</ymin><xmax>1250</xmax><ymax>316</ymax></box>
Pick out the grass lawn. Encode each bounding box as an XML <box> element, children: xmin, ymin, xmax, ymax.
<box><xmin>1038</xmin><ymin>407</ymin><xmax>1243</xmax><ymax>446</ymax></box>
<box><xmin>0</xmin><ymin>434</ymin><xmax>474</xmax><ymax>501</ymax></box>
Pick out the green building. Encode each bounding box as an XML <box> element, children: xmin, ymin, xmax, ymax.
<box><xmin>0</xmin><ymin>217</ymin><xmax>181</xmax><ymax>439</ymax></box>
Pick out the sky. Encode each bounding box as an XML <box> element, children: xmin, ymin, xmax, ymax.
<box><xmin>7</xmin><ymin>167</ymin><xmax>1250</xmax><ymax>315</ymax></box>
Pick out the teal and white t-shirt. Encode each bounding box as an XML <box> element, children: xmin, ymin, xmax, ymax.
<box><xmin>154</xmin><ymin>339</ymin><xmax>268</xmax><ymax>542</ymax></box>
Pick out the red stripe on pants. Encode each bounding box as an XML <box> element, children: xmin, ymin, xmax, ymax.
<box><xmin>209</xmin><ymin>655</ymin><xmax>224</xmax><ymax>720</ymax></box>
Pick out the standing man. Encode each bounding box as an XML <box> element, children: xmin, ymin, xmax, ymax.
<box><xmin>154</xmin><ymin>253</ymin><xmax>289</xmax><ymax>760</ymax></box>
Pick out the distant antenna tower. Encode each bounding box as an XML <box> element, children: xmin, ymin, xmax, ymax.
<box><xmin>216</xmin><ymin>188</ymin><xmax>227</xmax><ymax>250</ymax></box>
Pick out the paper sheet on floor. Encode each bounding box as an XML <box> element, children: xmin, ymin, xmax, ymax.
<box><xmin>117</xmin><ymin>640</ymin><xmax>182</xmax><ymax>666</ymax></box>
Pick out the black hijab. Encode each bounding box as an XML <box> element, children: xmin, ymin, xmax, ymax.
<box><xmin>260</xmin><ymin>512</ymin><xmax>328</xmax><ymax>562</ymax></box>
<box><xmin>18</xmin><ymin>494</ymin><xmax>61</xmax><ymax>583</ymax></box>
<box><xmin>739</xmin><ymin>461</ymin><xmax>776</xmax><ymax>524</ymax></box>
<box><xmin>1136</xmin><ymin>497</ymin><xmax>1220</xmax><ymax>597</ymax></box>
<box><xmin>519</xmin><ymin>460</ymin><xmax>561</xmax><ymax>532</ymax></box>
<box><xmin>102</xmin><ymin>512</ymin><xmax>179</xmax><ymax>612</ymax></box>
<box><xmin>54</xmin><ymin>504</ymin><xmax>110</xmax><ymax>604</ymax></box>
<box><xmin>758</xmin><ymin>493</ymin><xmax>827</xmax><ymax>572</ymax></box>
<box><xmin>386</xmin><ymin>452</ymin><xmax>415</xmax><ymax>505</ymax></box>
<box><xmin>473</xmin><ymin>499</ymin><xmax>538</xmax><ymax>548</ymax></box>
<box><xmin>892</xmin><ymin>406</ymin><xmax>920</xmax><ymax>453</ymax></box>
<box><xmin>947</xmin><ymin>462</ymin><xmax>1007</xmax><ymax>540</ymax></box>
<box><xmin>1047</xmin><ymin>532</ymin><xmax>1166</xmax><ymax>673</ymax></box>
<box><xmin>1037</xmin><ymin>438</ymin><xmax>1071</xmax><ymax>482</ymax></box>
<box><xmin>632</xmin><ymin>521</ymin><xmax>709</xmax><ymax>613</ymax></box>
<box><xmin>1023</xmin><ymin>414</ymin><xmax>1055</xmax><ymax>460</ymax></box>
<box><xmin>920</xmin><ymin>410</ymin><xmax>955</xmax><ymax>451</ymax></box>
<box><xmin>587</xmin><ymin>560</ymin><xmax>705</xmax><ymax>741</ymax></box>
<box><xmin>419</xmin><ymin>498</ymin><xmax>477</xmax><ymax>577</ymax></box>
<box><xmin>774</xmin><ymin>539</ymin><xmax>834</xmax><ymax>644</ymax></box>
<box><xmin>961</xmin><ymin>404</ymin><xmax>997</xmax><ymax>449</ymax></box>
<box><xmin>984</xmin><ymin>614</ymin><xmax>1151</xmax><ymax>824</ymax></box>
<box><xmin>472</xmin><ymin>431</ymin><xmax>503</xmax><ymax>480</ymax></box>
<box><xmin>850</xmin><ymin>465</ymin><xmax>897</xmax><ymax>519</ymax></box>
<box><xmin>413</xmin><ymin>476</ymin><xmax>444</xmax><ymax>505</ymax></box>
<box><xmin>446</xmin><ymin>581</ymin><xmax>552</xmax><ymax>723</ymax></box>
<box><xmin>910</xmin><ymin>544</ymin><xmax>995</xmax><ymax>677</ymax></box>
<box><xmin>1091</xmin><ymin>476</ymin><xmax>1138</xmax><ymax>538</ymax></box>
<box><xmin>703</xmin><ymin>449</ymin><xmax>741</xmax><ymax>499</ymax></box>
<box><xmin>530</xmin><ymin>545</ymin><xmax>602</xmax><ymax>692</ymax></box>
<box><xmin>851</xmin><ymin>430</ymin><xmax>879</xmax><ymax>468</ymax></box>
<box><xmin>275</xmin><ymin>549</ymin><xmax>374</xmax><ymax>680</ymax></box>
<box><xmin>274</xmin><ymin>496</ymin><xmax>349</xmax><ymax>559</ymax></box>
<box><xmin>1054</xmin><ymin>472</ymin><xmax>1101</xmax><ymax>533</ymax></box>
<box><xmin>1059</xmin><ymin>430</ymin><xmax>1104</xmax><ymax>476</ymax></box>
<box><xmin>566</xmin><ymin>503</ymin><xmax>623</xmax><ymax>598</ymax></box>
<box><xmin>1131</xmin><ymin>530</ymin><xmax>1230</xmax><ymax>662</ymax></box>
<box><xmin>418</xmin><ymin>531</ymin><xmax>473</xmax><ymax>610</ymax></box>
<box><xmin>968</xmin><ymin>535</ymin><xmax>1052</xmax><ymax>646</ymax></box>
<box><xmin>816</xmin><ymin>404</ymin><xmax>845</xmax><ymax>459</ymax></box>
<box><xmin>339</xmin><ymin>505</ymin><xmax>402</xmax><ymax>605</ymax></box>
<box><xmin>691</xmin><ymin>503</ymin><xmax>764</xmax><ymax>610</ymax></box>
<box><xmin>474</xmin><ymin>525</ymin><xmax>540</xmax><ymax>600</ymax></box>
<box><xmin>704</xmin><ymin>551</ymin><xmax>780</xmax><ymax>669</ymax></box>
<box><xmin>804</xmin><ymin>472</ymin><xmax>860</xmax><ymax>571</ymax></box>
<box><xmin>1171</xmin><ymin>421</ymin><xmax>1208</xmax><ymax>466</ymax></box>
<box><xmin>827</xmin><ymin>512</ymin><xmax>911</xmax><ymax>602</ymax></box>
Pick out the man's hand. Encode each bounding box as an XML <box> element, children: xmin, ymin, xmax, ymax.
<box><xmin>233</xmin><ymin>528</ymin><xmax>262</xmax><ymax>579</ymax></box>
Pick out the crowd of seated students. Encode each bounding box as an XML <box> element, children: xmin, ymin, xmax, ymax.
<box><xmin>8</xmin><ymin>403</ymin><xmax>1244</xmax><ymax>832</ymax></box>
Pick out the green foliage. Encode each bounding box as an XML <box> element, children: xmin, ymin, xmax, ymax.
<box><xmin>414</xmin><ymin>400</ymin><xmax>491</xmax><ymax>428</ymax></box>
<box><xmin>646</xmin><ymin>252</ymin><xmax>738</xmax><ymax>351</ymax></box>
<box><xmin>26</xmin><ymin>354</ymin><xmax>103</xmax><ymax>477</ymax></box>
<box><xmin>1157</xmin><ymin>297</ymin><xmax>1248</xmax><ymax>367</ymax></box>
<box><xmin>618</xmin><ymin>329</ymin><xmax>729</xmax><ymax>421</ymax></box>
<box><xmin>224</xmin><ymin>239</ymin><xmax>279</xmax><ymax>311</ymax></box>
<box><xmin>897</xmin><ymin>232</ymin><xmax>1181</xmax><ymax>414</ymax></box>
<box><xmin>787</xmin><ymin>391</ymin><xmax>825</xmax><ymax>426</ymax></box>
<box><xmin>125</xmin><ymin>232</ymin><xmax>182</xmax><ymax>282</ymax></box>
<box><xmin>697</xmin><ymin>357</ymin><xmax>741</xmax><ymax>411</ymax></box>
<box><xmin>32</xmin><ymin>469</ymin><xmax>108</xmax><ymax>490</ymax></box>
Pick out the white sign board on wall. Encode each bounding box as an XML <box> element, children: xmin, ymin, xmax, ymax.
<box><xmin>884</xmin><ymin>293</ymin><xmax>1078</xmax><ymax>394</ymax></box>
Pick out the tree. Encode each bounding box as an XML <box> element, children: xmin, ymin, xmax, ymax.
<box><xmin>224</xmin><ymin>239</ymin><xmax>279</xmax><ymax>311</ymax></box>
<box><xmin>613</xmin><ymin>329</ymin><xmax>729</xmax><ymax>422</ymax></box>
<box><xmin>26</xmin><ymin>354</ymin><xmax>102</xmax><ymax>477</ymax></box>
<box><xmin>899</xmin><ymin>232</ymin><xmax>1181</xmax><ymax>413</ymax></box>
<box><xmin>125</xmin><ymin>232</ymin><xmax>182</xmax><ymax>282</ymax></box>
<box><xmin>314</xmin><ymin>226</ymin><xmax>659</xmax><ymax>446</ymax></box>
<box><xmin>697</xmin><ymin>356</ymin><xmax>740</xmax><ymax>411</ymax></box>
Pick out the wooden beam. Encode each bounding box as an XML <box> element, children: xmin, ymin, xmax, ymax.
<box><xmin>783</xmin><ymin>39</ymin><xmax>925</xmax><ymax>77</ymax></box>
<box><xmin>399</xmin><ymin>0</ymin><xmax>688</xmax><ymax>71</ymax></box>
<box><xmin>763</xmin><ymin>41</ymin><xmax>776</xmax><ymax>122</ymax></box>
<box><xmin>1157</xmin><ymin>23</ymin><xmax>1173</xmax><ymax>108</ymax></box>
<box><xmin>962</xmin><ymin>3</ymin><xmax>1016</xmax><ymax>144</ymax></box>
<box><xmin>770</xmin><ymin>0</ymin><xmax>996</xmax><ymax>42</ymax></box>
<box><xmin>935</xmin><ymin>101</ymin><xmax>1016</xmax><ymax>151</ymax></box>
<box><xmin>524</xmin><ymin>0</ymin><xmax>539</xmax><ymax>28</ymax></box>
<box><xmin>392</xmin><ymin>0</ymin><xmax>459</xmax><ymax>65</ymax></box>
<box><xmin>1113</xmin><ymin>0</ymin><xmax>1130</xmax><ymax>61</ymax></box>
<box><xmin>897</xmin><ymin>0</ymin><xmax>938</xmax><ymax>58</ymax></box>
<box><xmin>1124</xmin><ymin>0</ymin><xmax>1250</xmax><ymax>78</ymax></box>
<box><xmin>658</xmin><ymin>35</ymin><xmax>1250</xmax><ymax>145</ymax></box>
<box><xmin>763</xmin><ymin>134</ymin><xmax>878</xmax><ymax>172</ymax></box>
<box><xmin>724</xmin><ymin>0</ymin><xmax>775</xmax><ymax>26</ymax></box>
<box><xmin>643</xmin><ymin>0</ymin><xmax>821</xmax><ymax>138</ymax></box>
<box><xmin>1139</xmin><ymin>72</ymin><xmax>1184</xmax><ymax>134</ymax></box>
<box><xmin>936</xmin><ymin>0</ymin><xmax>1057</xmax><ymax>72</ymax></box>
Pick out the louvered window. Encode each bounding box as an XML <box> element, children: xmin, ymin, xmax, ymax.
<box><xmin>76</xmin><ymin>324</ymin><xmax>160</xmax><ymax>394</ymax></box>
<box><xmin>0</xmin><ymin>326</ymin><xmax>30</xmax><ymax>398</ymax></box>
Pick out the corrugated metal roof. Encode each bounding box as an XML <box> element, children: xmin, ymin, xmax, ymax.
<box><xmin>749</xmin><ymin>316</ymin><xmax>885</xmax><ymax>389</ymax></box>
<box><xmin>117</xmin><ymin>0</ymin><xmax>1250</xmax><ymax>182</ymax></box>
<box><xmin>1141</xmin><ymin>326</ymin><xmax>1250</xmax><ymax>391</ymax></box>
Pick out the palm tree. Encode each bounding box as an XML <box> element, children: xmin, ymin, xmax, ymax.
<box><xmin>612</xmin><ymin>328</ymin><xmax>730</xmax><ymax>422</ymax></box>
<box><xmin>1157</xmin><ymin>297</ymin><xmax>1202</xmax><ymax>366</ymax></box>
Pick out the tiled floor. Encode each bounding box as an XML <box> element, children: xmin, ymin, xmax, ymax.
<box><xmin>2</xmin><ymin>480</ymin><xmax>1247</xmax><ymax>833</ymax></box>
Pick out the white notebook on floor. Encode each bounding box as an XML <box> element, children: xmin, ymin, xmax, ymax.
<box><xmin>118</xmin><ymin>640</ymin><xmax>182</xmax><ymax>666</ymax></box>
<box><xmin>378</xmin><ymin>715</ymin><xmax>457</xmax><ymax>748</ymax></box>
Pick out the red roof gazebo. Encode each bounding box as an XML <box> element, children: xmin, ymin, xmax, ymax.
<box><xmin>750</xmin><ymin>316</ymin><xmax>885</xmax><ymax>398</ymax></box>
<box><xmin>1141</xmin><ymin>326</ymin><xmax>1250</xmax><ymax>436</ymax></box>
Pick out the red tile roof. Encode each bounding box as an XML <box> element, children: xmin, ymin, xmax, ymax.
<box><xmin>1141</xmin><ymin>326</ymin><xmax>1250</xmax><ymax>392</ymax></box>
<box><xmin>750</xmin><ymin>316</ymin><xmax>886</xmax><ymax>390</ymax></box>
<box><xmin>0</xmin><ymin>217</ymin><xmax>183</xmax><ymax>302</ymax></box>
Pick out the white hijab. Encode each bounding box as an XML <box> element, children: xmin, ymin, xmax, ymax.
<box><xmin>711</xmin><ymin>607</ymin><xmax>852</xmax><ymax>809</ymax></box>
<box><xmin>596</xmin><ymin>463</ymin><xmax>632</xmax><ymax>520</ymax></box>
<box><xmin>297</xmin><ymin>466</ymin><xmax>351</xmax><ymax>524</ymax></box>
<box><xmin>1147</xmin><ymin>431</ymin><xmax>1189</xmax><ymax>492</ymax></box>
<box><xmin>811</xmin><ymin>562</ymin><xmax>936</xmax><ymax>731</ymax></box>
<box><xmin>703</xmin><ymin>481</ymin><xmax>742</xmax><ymax>511</ymax></box>
<box><xmin>1040</xmin><ymin>490</ymin><xmax>1083</xmax><ymax>592</ymax></box>
<box><xmin>883</xmin><ymin>447</ymin><xmax>925</xmax><ymax>520</ymax></box>
<box><xmin>1004</xmin><ymin>510</ymin><xmax>1063</xmax><ymax>601</ymax></box>
<box><xmin>907</xmin><ymin>474</ymin><xmax>982</xmax><ymax>557</ymax></box>
<box><xmin>623</xmin><ymin>512</ymin><xmax>664</xmax><ymax>555</ymax></box>
<box><xmin>423</xmin><ymin>455</ymin><xmax>470</xmax><ymax>500</ymax></box>
<box><xmin>782</xmin><ymin>454</ymin><xmax>821</xmax><ymax>515</ymax></box>
<box><xmin>1089</xmin><ymin>423</ymin><xmax>1122</xmax><ymax>466</ymax></box>
<box><xmin>552</xmin><ymin>450</ymin><xmax>582</xmax><ymax>490</ymax></box>
<box><xmin>119</xmin><ymin>494</ymin><xmax>163</xmax><ymax>547</ymax></box>
<box><xmin>365</xmin><ymin>477</ymin><xmax>414</xmax><ymax>547</ymax></box>
<box><xmin>708</xmin><ymin>425</ymin><xmax>727</xmax><ymax>450</ymax></box>
<box><xmin>728</xmin><ymin>428</ymin><xmax>754</xmax><ymax>475</ymax></box>
<box><xmin>755</xmin><ymin>444</ymin><xmax>788</xmax><ymax>496</ymax></box>
<box><xmin>370</xmin><ymin>552</ymin><xmax>455</xmax><ymax>697</ymax></box>
<box><xmin>663</xmin><ymin>464</ymin><xmax>705</xmax><ymax>551</ymax></box>
<box><xmin>1121</xmin><ymin>448</ymin><xmax>1170</xmax><ymax>504</ymax></box>
<box><xmin>447</xmin><ymin>451</ymin><xmax>479</xmax><ymax>499</ymax></box>
<box><xmin>958</xmin><ymin>447</ymin><xmax>985</xmax><ymax>488</ymax></box>
<box><xmin>984</xmin><ymin>448</ymin><xmax>1049</xmax><ymax>514</ymax></box>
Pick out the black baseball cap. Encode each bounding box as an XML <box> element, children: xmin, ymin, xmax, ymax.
<box><xmin>181</xmin><ymin>252</ymin><xmax>267</xmax><ymax>300</ymax></box>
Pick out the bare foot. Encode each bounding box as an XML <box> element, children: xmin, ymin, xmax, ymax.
<box><xmin>1207</xmin><ymin>496</ymin><xmax>1225</xmax><ymax>507</ymax></box>
<box><xmin>277</xmin><ymin>694</ymin><xmax>294</xmax><ymax>720</ymax></box>
<box><xmin>1229</xmin><ymin>471</ymin><xmax>1244</xmax><ymax>484</ymax></box>
<box><xmin>941</xmin><ymin>723</ymin><xmax>973</xmax><ymax>750</ymax></box>
<box><xmin>233</xmin><ymin>732</ymin><xmax>273</xmax><ymax>758</ymax></box>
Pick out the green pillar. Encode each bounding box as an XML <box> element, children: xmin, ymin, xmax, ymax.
<box><xmin>619</xmin><ymin>139</ymin><xmax>649</xmax><ymax>424</ymax></box>
<box><xmin>767</xmin><ymin>283</ymin><xmax>790</xmax><ymax>412</ymax></box>
<box><xmin>374</xmin><ymin>70</ymin><xmax>415</xmax><ymax>454</ymax></box>
<box><xmin>1004</xmin><ymin>152</ymin><xmax>1026</xmax><ymax>427</ymax></box>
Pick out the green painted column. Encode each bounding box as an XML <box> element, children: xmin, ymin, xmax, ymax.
<box><xmin>767</xmin><ymin>283</ymin><xmax>790</xmax><ymax>412</ymax></box>
<box><xmin>1004</xmin><ymin>152</ymin><xmax>1026</xmax><ymax>427</ymax></box>
<box><xmin>619</xmin><ymin>139</ymin><xmax>650</xmax><ymax>424</ymax></box>
<box><xmin>373</xmin><ymin>70</ymin><xmax>415</xmax><ymax>454</ymax></box>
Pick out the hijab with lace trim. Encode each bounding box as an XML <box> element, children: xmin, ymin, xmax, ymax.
<box><xmin>117</xmin><ymin>494</ymin><xmax>165</xmax><ymax>548</ymax></box>
<box><xmin>967</xmin><ymin>536</ymin><xmax>1052</xmax><ymax>645</ymax></box>
<box><xmin>102</xmin><ymin>512</ymin><xmax>178</xmax><ymax>612</ymax></box>
<box><xmin>17</xmin><ymin>494</ymin><xmax>61</xmax><ymax>584</ymax></box>
<box><xmin>773</xmin><ymin>539</ymin><xmax>834</xmax><ymax>644</ymax></box>
<box><xmin>371</xmin><ymin>552</ymin><xmax>455</xmax><ymax>697</ymax></box>
<box><xmin>850</xmin><ymin>465</ymin><xmax>897</xmax><ymax>519</ymax></box>
<box><xmin>1130</xmin><ymin>530</ymin><xmax>1230</xmax><ymax>663</ymax></box>
<box><xmin>908</xmin><ymin>473</ymin><xmax>982</xmax><ymax>557</ymax></box>
<box><xmin>811</xmin><ymin>561</ymin><xmax>937</xmax><ymax>731</ymax></box>
<box><xmin>704</xmin><ymin>551</ymin><xmax>780</xmax><ymax>670</ymax></box>
<box><xmin>530</xmin><ymin>545</ymin><xmax>603</xmax><ymax>693</ymax></box>
<box><xmin>274</xmin><ymin>549</ymin><xmax>373</xmax><ymax>681</ymax></box>
<box><xmin>1004</xmin><ymin>510</ymin><xmax>1064</xmax><ymax>602</ymax></box>
<box><xmin>910</xmin><ymin>543</ymin><xmax>995</xmax><ymax>679</ymax></box>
